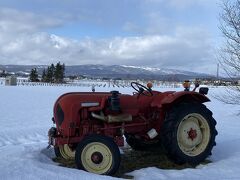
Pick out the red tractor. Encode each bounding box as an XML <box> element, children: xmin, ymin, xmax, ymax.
<box><xmin>48</xmin><ymin>82</ymin><xmax>217</xmax><ymax>175</ymax></box>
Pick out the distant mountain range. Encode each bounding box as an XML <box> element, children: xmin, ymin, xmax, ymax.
<box><xmin>0</xmin><ymin>64</ymin><xmax>215</xmax><ymax>81</ymax></box>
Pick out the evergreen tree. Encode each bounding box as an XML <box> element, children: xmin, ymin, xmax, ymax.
<box><xmin>42</xmin><ymin>68</ymin><xmax>46</xmax><ymax>82</ymax></box>
<box><xmin>46</xmin><ymin>64</ymin><xmax>55</xmax><ymax>83</ymax></box>
<box><xmin>45</xmin><ymin>67</ymin><xmax>51</xmax><ymax>82</ymax></box>
<box><xmin>61</xmin><ymin>63</ymin><xmax>65</xmax><ymax>82</ymax></box>
<box><xmin>0</xmin><ymin>70</ymin><xmax>7</xmax><ymax>77</ymax></box>
<box><xmin>54</xmin><ymin>62</ymin><xmax>62</xmax><ymax>83</ymax></box>
<box><xmin>42</xmin><ymin>62</ymin><xmax>65</xmax><ymax>83</ymax></box>
<box><xmin>50</xmin><ymin>63</ymin><xmax>55</xmax><ymax>83</ymax></box>
<box><xmin>29</xmin><ymin>68</ymin><xmax>39</xmax><ymax>82</ymax></box>
<box><xmin>54</xmin><ymin>62</ymin><xmax>65</xmax><ymax>83</ymax></box>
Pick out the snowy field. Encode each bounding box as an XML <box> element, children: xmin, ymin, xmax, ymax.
<box><xmin>0</xmin><ymin>84</ymin><xmax>239</xmax><ymax>180</ymax></box>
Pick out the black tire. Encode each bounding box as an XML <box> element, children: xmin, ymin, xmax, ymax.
<box><xmin>162</xmin><ymin>103</ymin><xmax>217</xmax><ymax>165</ymax></box>
<box><xmin>54</xmin><ymin>146</ymin><xmax>61</xmax><ymax>158</ymax></box>
<box><xmin>125</xmin><ymin>134</ymin><xmax>161</xmax><ymax>151</ymax></box>
<box><xmin>75</xmin><ymin>134</ymin><xmax>121</xmax><ymax>175</ymax></box>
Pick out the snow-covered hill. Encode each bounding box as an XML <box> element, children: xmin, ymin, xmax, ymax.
<box><xmin>120</xmin><ymin>65</ymin><xmax>208</xmax><ymax>76</ymax></box>
<box><xmin>0</xmin><ymin>64</ymin><xmax>213</xmax><ymax>80</ymax></box>
<box><xmin>0</xmin><ymin>84</ymin><xmax>240</xmax><ymax>179</ymax></box>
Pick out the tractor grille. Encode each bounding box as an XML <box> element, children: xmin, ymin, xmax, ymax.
<box><xmin>56</xmin><ymin>104</ymin><xmax>64</xmax><ymax>126</ymax></box>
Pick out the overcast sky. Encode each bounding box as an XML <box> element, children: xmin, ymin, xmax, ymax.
<box><xmin>0</xmin><ymin>0</ymin><xmax>221</xmax><ymax>74</ymax></box>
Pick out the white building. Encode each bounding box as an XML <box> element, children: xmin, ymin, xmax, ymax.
<box><xmin>5</xmin><ymin>76</ymin><xmax>17</xmax><ymax>86</ymax></box>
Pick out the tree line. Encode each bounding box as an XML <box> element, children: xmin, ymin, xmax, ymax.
<box><xmin>0</xmin><ymin>70</ymin><xmax>8</xmax><ymax>77</ymax></box>
<box><xmin>30</xmin><ymin>62</ymin><xmax>65</xmax><ymax>83</ymax></box>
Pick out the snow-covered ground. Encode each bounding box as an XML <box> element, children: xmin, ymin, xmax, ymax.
<box><xmin>0</xmin><ymin>85</ymin><xmax>239</xmax><ymax>180</ymax></box>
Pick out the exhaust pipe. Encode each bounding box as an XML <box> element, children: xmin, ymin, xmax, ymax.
<box><xmin>91</xmin><ymin>112</ymin><xmax>106</xmax><ymax>121</ymax></box>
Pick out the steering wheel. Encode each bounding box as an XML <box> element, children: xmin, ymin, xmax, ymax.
<box><xmin>131</xmin><ymin>82</ymin><xmax>153</xmax><ymax>96</ymax></box>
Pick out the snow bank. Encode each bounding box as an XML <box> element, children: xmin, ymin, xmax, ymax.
<box><xmin>0</xmin><ymin>85</ymin><xmax>239</xmax><ymax>179</ymax></box>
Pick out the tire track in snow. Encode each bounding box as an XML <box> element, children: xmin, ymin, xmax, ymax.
<box><xmin>0</xmin><ymin>132</ymin><xmax>48</xmax><ymax>148</ymax></box>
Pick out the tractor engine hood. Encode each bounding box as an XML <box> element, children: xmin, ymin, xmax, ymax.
<box><xmin>53</xmin><ymin>92</ymin><xmax>142</xmax><ymax>128</ymax></box>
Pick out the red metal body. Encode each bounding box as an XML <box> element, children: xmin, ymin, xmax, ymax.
<box><xmin>50</xmin><ymin>87</ymin><xmax>210</xmax><ymax>147</ymax></box>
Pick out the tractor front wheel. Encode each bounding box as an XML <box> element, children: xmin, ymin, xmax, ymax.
<box><xmin>75</xmin><ymin>134</ymin><xmax>121</xmax><ymax>175</ymax></box>
<box><xmin>54</xmin><ymin>144</ymin><xmax>75</xmax><ymax>160</ymax></box>
<box><xmin>162</xmin><ymin>103</ymin><xmax>217</xmax><ymax>165</ymax></box>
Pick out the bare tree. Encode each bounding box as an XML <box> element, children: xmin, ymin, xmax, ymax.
<box><xmin>218</xmin><ymin>0</ymin><xmax>240</xmax><ymax>105</ymax></box>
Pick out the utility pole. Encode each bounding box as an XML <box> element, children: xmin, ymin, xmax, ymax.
<box><xmin>217</xmin><ymin>63</ymin><xmax>219</xmax><ymax>86</ymax></box>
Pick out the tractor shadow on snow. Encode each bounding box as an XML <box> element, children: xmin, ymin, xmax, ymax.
<box><xmin>52</xmin><ymin>146</ymin><xmax>212</xmax><ymax>179</ymax></box>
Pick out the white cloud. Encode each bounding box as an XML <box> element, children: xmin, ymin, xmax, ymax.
<box><xmin>0</xmin><ymin>27</ymin><xmax>215</xmax><ymax>73</ymax></box>
<box><xmin>0</xmin><ymin>8</ymin><xmax>64</xmax><ymax>34</ymax></box>
<box><xmin>0</xmin><ymin>7</ymin><xmax>217</xmax><ymax>74</ymax></box>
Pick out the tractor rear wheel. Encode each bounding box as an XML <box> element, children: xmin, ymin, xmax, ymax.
<box><xmin>54</xmin><ymin>144</ymin><xmax>75</xmax><ymax>160</ymax></box>
<box><xmin>75</xmin><ymin>134</ymin><xmax>121</xmax><ymax>175</ymax></box>
<box><xmin>162</xmin><ymin>103</ymin><xmax>217</xmax><ymax>165</ymax></box>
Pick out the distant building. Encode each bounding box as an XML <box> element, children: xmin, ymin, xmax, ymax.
<box><xmin>5</xmin><ymin>76</ymin><xmax>17</xmax><ymax>86</ymax></box>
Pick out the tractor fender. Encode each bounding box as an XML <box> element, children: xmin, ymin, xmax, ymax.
<box><xmin>161</xmin><ymin>91</ymin><xmax>210</xmax><ymax>106</ymax></box>
<box><xmin>151</xmin><ymin>91</ymin><xmax>210</xmax><ymax>108</ymax></box>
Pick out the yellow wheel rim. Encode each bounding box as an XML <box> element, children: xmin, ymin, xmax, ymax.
<box><xmin>177</xmin><ymin>113</ymin><xmax>210</xmax><ymax>156</ymax></box>
<box><xmin>81</xmin><ymin>142</ymin><xmax>113</xmax><ymax>174</ymax></box>
<box><xmin>59</xmin><ymin>144</ymin><xmax>75</xmax><ymax>159</ymax></box>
